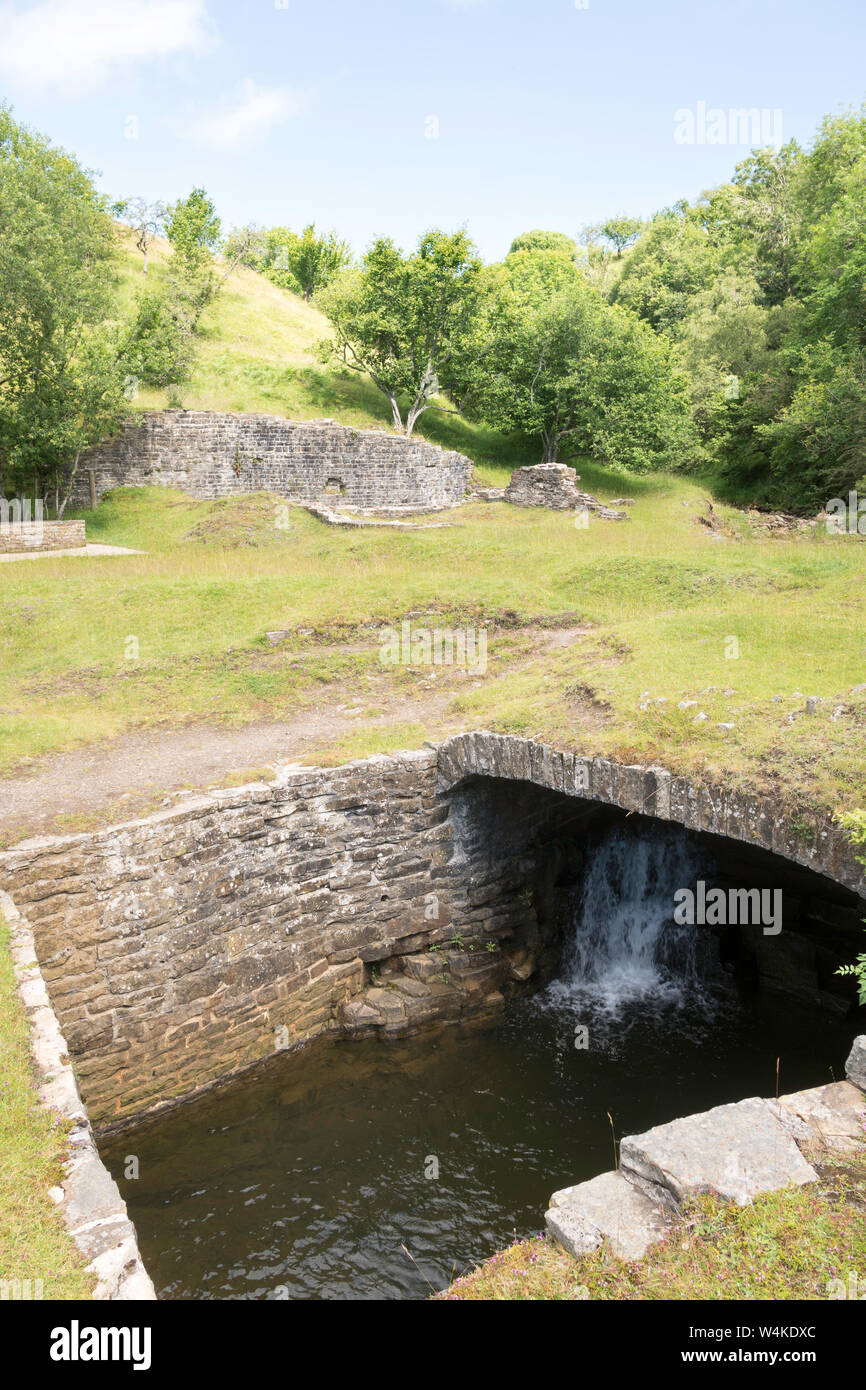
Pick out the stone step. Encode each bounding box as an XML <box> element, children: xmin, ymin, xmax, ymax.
<box><xmin>546</xmin><ymin>1170</ymin><xmax>672</xmax><ymax>1261</ymax></box>
<box><xmin>770</xmin><ymin>1080</ymin><xmax>866</xmax><ymax>1154</ymax></box>
<box><xmin>619</xmin><ymin>1096</ymin><xmax>818</xmax><ymax>1211</ymax></box>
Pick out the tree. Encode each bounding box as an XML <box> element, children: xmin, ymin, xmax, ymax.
<box><xmin>452</xmin><ymin>250</ymin><xmax>696</xmax><ymax>470</ymax></box>
<box><xmin>113</xmin><ymin>196</ymin><xmax>167</xmax><ymax>275</ymax></box>
<box><xmin>163</xmin><ymin>188</ymin><xmax>222</xmax><ymax>335</ymax></box>
<box><xmin>221</xmin><ymin>223</ymin><xmax>267</xmax><ymax>277</ymax></box>
<box><xmin>122</xmin><ymin>284</ymin><xmax>197</xmax><ymax>392</ymax></box>
<box><xmin>318</xmin><ymin>228</ymin><xmax>481</xmax><ymax>435</ymax></box>
<box><xmin>0</xmin><ymin>106</ymin><xmax>129</xmax><ymax>508</ymax></box>
<box><xmin>611</xmin><ymin>210</ymin><xmax>724</xmax><ymax>334</ymax></box>
<box><xmin>165</xmin><ymin>187</ymin><xmax>221</xmax><ymax>270</ymax></box>
<box><xmin>508</xmin><ymin>229</ymin><xmax>578</xmax><ymax>259</ymax></box>
<box><xmin>583</xmin><ymin>215</ymin><xmax>645</xmax><ymax>258</ymax></box>
<box><xmin>249</xmin><ymin>224</ymin><xmax>351</xmax><ymax>299</ymax></box>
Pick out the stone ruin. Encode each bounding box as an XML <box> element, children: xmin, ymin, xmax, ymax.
<box><xmin>504</xmin><ymin>463</ymin><xmax>631</xmax><ymax>519</ymax></box>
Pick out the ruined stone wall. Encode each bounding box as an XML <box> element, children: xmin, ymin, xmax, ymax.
<box><xmin>0</xmin><ymin>520</ymin><xmax>86</xmax><ymax>553</ymax></box>
<box><xmin>0</xmin><ymin>751</ymin><xmax>527</xmax><ymax>1130</ymax></box>
<box><xmin>2</xmin><ymin>733</ymin><xmax>863</xmax><ymax>1132</ymax></box>
<box><xmin>73</xmin><ymin>411</ymin><xmax>473</xmax><ymax>511</ymax></box>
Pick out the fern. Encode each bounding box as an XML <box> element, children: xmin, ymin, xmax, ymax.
<box><xmin>837</xmin><ymin>811</ymin><xmax>866</xmax><ymax>1005</ymax></box>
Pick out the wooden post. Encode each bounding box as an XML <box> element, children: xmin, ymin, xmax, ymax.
<box><xmin>88</xmin><ymin>468</ymin><xmax>97</xmax><ymax>510</ymax></box>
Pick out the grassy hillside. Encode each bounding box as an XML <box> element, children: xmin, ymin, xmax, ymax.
<box><xmin>0</xmin><ymin>472</ymin><xmax>863</xmax><ymax>830</ymax></box>
<box><xmin>114</xmin><ymin>228</ymin><xmax>530</xmax><ymax>483</ymax></box>
<box><xmin>0</xmin><ymin>231</ymin><xmax>862</xmax><ymax>842</ymax></box>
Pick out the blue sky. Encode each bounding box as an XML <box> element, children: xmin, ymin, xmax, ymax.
<box><xmin>1</xmin><ymin>0</ymin><xmax>864</xmax><ymax>262</ymax></box>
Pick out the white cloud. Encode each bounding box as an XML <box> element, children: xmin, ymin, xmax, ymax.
<box><xmin>185</xmin><ymin>80</ymin><xmax>305</xmax><ymax>149</ymax></box>
<box><xmin>0</xmin><ymin>0</ymin><xmax>218</xmax><ymax>89</ymax></box>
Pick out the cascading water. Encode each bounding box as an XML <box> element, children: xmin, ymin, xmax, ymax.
<box><xmin>106</xmin><ymin>821</ymin><xmax>855</xmax><ymax>1299</ymax></box>
<box><xmin>541</xmin><ymin>825</ymin><xmax>727</xmax><ymax>1026</ymax></box>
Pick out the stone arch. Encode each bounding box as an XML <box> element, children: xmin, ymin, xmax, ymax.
<box><xmin>436</xmin><ymin>731</ymin><xmax>866</xmax><ymax>898</ymax></box>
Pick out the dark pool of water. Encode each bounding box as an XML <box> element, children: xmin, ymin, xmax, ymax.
<box><xmin>101</xmin><ymin>986</ymin><xmax>857</xmax><ymax>1301</ymax></box>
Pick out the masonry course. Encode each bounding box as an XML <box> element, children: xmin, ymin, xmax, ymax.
<box><xmin>74</xmin><ymin>411</ymin><xmax>473</xmax><ymax>512</ymax></box>
<box><xmin>0</xmin><ymin>520</ymin><xmax>86</xmax><ymax>554</ymax></box>
<box><xmin>1</xmin><ymin>733</ymin><xmax>863</xmax><ymax>1131</ymax></box>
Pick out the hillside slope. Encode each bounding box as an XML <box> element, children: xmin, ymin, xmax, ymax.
<box><xmin>114</xmin><ymin>229</ymin><xmax>528</xmax><ymax>483</ymax></box>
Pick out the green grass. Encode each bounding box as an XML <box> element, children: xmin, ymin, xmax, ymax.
<box><xmin>115</xmin><ymin>228</ymin><xmax>530</xmax><ymax>482</ymax></box>
<box><xmin>0</xmin><ymin>919</ymin><xmax>95</xmax><ymax>1300</ymax></box>
<box><xmin>1</xmin><ymin>231</ymin><xmax>864</xmax><ymax>824</ymax></box>
<box><xmin>2</xmin><ymin>475</ymin><xmax>862</xmax><ymax>821</ymax></box>
<box><xmin>438</xmin><ymin>1148</ymin><xmax>866</xmax><ymax>1300</ymax></box>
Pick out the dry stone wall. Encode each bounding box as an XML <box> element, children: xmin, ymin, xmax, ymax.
<box><xmin>0</xmin><ymin>520</ymin><xmax>86</xmax><ymax>553</ymax></box>
<box><xmin>1</xmin><ymin>732</ymin><xmax>863</xmax><ymax>1133</ymax></box>
<box><xmin>74</xmin><ymin>411</ymin><xmax>473</xmax><ymax>512</ymax></box>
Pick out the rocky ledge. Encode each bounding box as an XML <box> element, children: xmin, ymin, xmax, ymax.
<box><xmin>546</xmin><ymin>1035</ymin><xmax>866</xmax><ymax>1262</ymax></box>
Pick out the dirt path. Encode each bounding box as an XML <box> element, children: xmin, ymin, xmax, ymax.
<box><xmin>0</xmin><ymin>693</ymin><xmax>465</xmax><ymax>846</ymax></box>
<box><xmin>0</xmin><ymin>625</ymin><xmax>593</xmax><ymax>847</ymax></box>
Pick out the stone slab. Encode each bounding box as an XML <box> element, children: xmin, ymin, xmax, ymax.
<box><xmin>544</xmin><ymin>1207</ymin><xmax>603</xmax><ymax>1259</ymax></box>
<box><xmin>620</xmin><ymin>1096</ymin><xmax>818</xmax><ymax>1210</ymax></box>
<box><xmin>548</xmin><ymin>1170</ymin><xmax>671</xmax><ymax>1261</ymax></box>
<box><xmin>772</xmin><ymin>1081</ymin><xmax>866</xmax><ymax>1154</ymax></box>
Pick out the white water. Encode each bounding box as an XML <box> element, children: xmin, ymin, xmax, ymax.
<box><xmin>541</xmin><ymin>827</ymin><xmax>721</xmax><ymax>1023</ymax></box>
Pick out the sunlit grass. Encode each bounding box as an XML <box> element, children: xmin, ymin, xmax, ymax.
<box><xmin>0</xmin><ymin>919</ymin><xmax>95</xmax><ymax>1300</ymax></box>
<box><xmin>2</xmin><ymin>475</ymin><xmax>864</xmax><ymax>819</ymax></box>
<box><xmin>1</xmin><ymin>232</ymin><xmax>862</xmax><ymax>815</ymax></box>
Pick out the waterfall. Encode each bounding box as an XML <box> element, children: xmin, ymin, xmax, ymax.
<box><xmin>542</xmin><ymin>826</ymin><xmax>718</xmax><ymax>1019</ymax></box>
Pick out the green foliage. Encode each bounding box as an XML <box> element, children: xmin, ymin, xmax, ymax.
<box><xmin>583</xmin><ymin>215</ymin><xmax>645</xmax><ymax>258</ymax></box>
<box><xmin>254</xmin><ymin>224</ymin><xmax>351</xmax><ymax>300</ymax></box>
<box><xmin>612</xmin><ymin>210</ymin><xmax>726</xmax><ymax>334</ymax></box>
<box><xmin>123</xmin><ymin>187</ymin><xmax>241</xmax><ymax>400</ymax></box>
<box><xmin>122</xmin><ymin>286</ymin><xmax>196</xmax><ymax>390</ymax></box>
<box><xmin>166</xmin><ymin>187</ymin><xmax>221</xmax><ymax>272</ymax></box>
<box><xmin>452</xmin><ymin>249</ymin><xmax>696</xmax><ymax>469</ymax></box>
<box><xmin>836</xmin><ymin>810</ymin><xmax>866</xmax><ymax>1005</ymax></box>
<box><xmin>0</xmin><ymin>105</ymin><xmax>129</xmax><ymax>505</ymax></box>
<box><xmin>318</xmin><ymin>228</ymin><xmax>482</xmax><ymax>434</ymax></box>
<box><xmin>610</xmin><ymin>107</ymin><xmax>866</xmax><ymax>511</ymax></box>
<box><xmin>508</xmin><ymin>229</ymin><xmax>578</xmax><ymax>259</ymax></box>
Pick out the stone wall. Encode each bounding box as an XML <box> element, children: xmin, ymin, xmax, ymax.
<box><xmin>74</xmin><ymin>411</ymin><xmax>473</xmax><ymax>512</ymax></box>
<box><xmin>0</xmin><ymin>520</ymin><xmax>86</xmax><ymax>553</ymax></box>
<box><xmin>0</xmin><ymin>889</ymin><xmax>155</xmax><ymax>1299</ymax></box>
<box><xmin>504</xmin><ymin>464</ymin><xmax>629</xmax><ymax>519</ymax></box>
<box><xmin>1</xmin><ymin>733</ymin><xmax>863</xmax><ymax>1132</ymax></box>
<box><xmin>0</xmin><ymin>751</ymin><xmax>522</xmax><ymax>1130</ymax></box>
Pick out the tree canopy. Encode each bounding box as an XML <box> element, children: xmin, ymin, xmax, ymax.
<box><xmin>319</xmin><ymin>228</ymin><xmax>482</xmax><ymax>435</ymax></box>
<box><xmin>450</xmin><ymin>249</ymin><xmax>696</xmax><ymax>470</ymax></box>
<box><xmin>0</xmin><ymin>107</ymin><xmax>129</xmax><ymax>506</ymax></box>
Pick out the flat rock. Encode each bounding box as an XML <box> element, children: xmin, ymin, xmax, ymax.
<box><xmin>62</xmin><ymin>1152</ymin><xmax>127</xmax><ymax>1230</ymax></box>
<box><xmin>548</xmin><ymin>1170</ymin><xmax>671</xmax><ymax>1261</ymax></box>
<box><xmin>772</xmin><ymin>1081</ymin><xmax>865</xmax><ymax>1154</ymax></box>
<box><xmin>544</xmin><ymin>1206</ymin><xmax>603</xmax><ymax>1259</ymax></box>
<box><xmin>620</xmin><ymin>1097</ymin><xmax>818</xmax><ymax>1210</ymax></box>
<box><xmin>364</xmin><ymin>988</ymin><xmax>406</xmax><ymax>1021</ymax></box>
<box><xmin>846</xmin><ymin>1035</ymin><xmax>866</xmax><ymax>1091</ymax></box>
